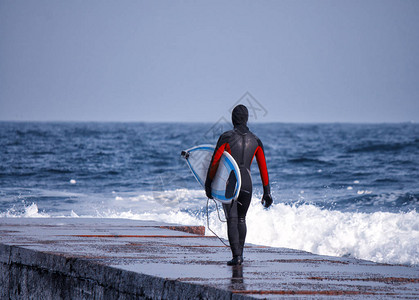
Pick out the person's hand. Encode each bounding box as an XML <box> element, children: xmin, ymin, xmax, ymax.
<box><xmin>261</xmin><ymin>185</ymin><xmax>273</xmax><ymax>208</ymax></box>
<box><xmin>205</xmin><ymin>178</ymin><xmax>213</xmax><ymax>199</ymax></box>
<box><xmin>261</xmin><ymin>193</ymin><xmax>273</xmax><ymax>208</ymax></box>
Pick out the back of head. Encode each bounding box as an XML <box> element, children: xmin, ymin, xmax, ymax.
<box><xmin>232</xmin><ymin>105</ymin><xmax>249</xmax><ymax>127</ymax></box>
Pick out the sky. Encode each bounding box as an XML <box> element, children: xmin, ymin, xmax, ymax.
<box><xmin>1</xmin><ymin>0</ymin><xmax>418</xmax><ymax>123</ymax></box>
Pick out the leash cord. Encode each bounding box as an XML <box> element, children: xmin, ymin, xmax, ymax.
<box><xmin>206</xmin><ymin>198</ymin><xmax>229</xmax><ymax>247</ymax></box>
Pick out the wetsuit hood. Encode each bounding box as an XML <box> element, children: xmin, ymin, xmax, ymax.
<box><xmin>232</xmin><ymin>105</ymin><xmax>249</xmax><ymax>132</ymax></box>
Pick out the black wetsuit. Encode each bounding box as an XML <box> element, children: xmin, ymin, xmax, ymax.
<box><xmin>205</xmin><ymin>105</ymin><xmax>271</xmax><ymax>259</ymax></box>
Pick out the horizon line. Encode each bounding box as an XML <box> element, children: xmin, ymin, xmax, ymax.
<box><xmin>0</xmin><ymin>119</ymin><xmax>417</xmax><ymax>125</ymax></box>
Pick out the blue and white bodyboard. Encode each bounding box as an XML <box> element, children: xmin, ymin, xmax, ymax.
<box><xmin>181</xmin><ymin>144</ymin><xmax>241</xmax><ymax>204</ymax></box>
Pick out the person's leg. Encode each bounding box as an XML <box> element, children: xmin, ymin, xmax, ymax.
<box><xmin>237</xmin><ymin>189</ymin><xmax>252</xmax><ymax>258</ymax></box>
<box><xmin>223</xmin><ymin>201</ymin><xmax>241</xmax><ymax>257</ymax></box>
<box><xmin>223</xmin><ymin>188</ymin><xmax>252</xmax><ymax>265</ymax></box>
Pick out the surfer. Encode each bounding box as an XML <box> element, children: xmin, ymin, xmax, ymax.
<box><xmin>205</xmin><ymin>104</ymin><xmax>273</xmax><ymax>266</ymax></box>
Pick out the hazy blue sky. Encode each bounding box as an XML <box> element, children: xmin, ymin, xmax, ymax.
<box><xmin>1</xmin><ymin>0</ymin><xmax>418</xmax><ymax>123</ymax></box>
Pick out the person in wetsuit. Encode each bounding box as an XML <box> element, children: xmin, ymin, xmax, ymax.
<box><xmin>205</xmin><ymin>104</ymin><xmax>273</xmax><ymax>266</ymax></box>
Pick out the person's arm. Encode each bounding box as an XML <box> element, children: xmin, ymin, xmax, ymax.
<box><xmin>255</xmin><ymin>139</ymin><xmax>273</xmax><ymax>208</ymax></box>
<box><xmin>205</xmin><ymin>135</ymin><xmax>230</xmax><ymax>199</ymax></box>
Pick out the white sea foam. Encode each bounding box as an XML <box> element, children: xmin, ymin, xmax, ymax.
<box><xmin>97</xmin><ymin>190</ymin><xmax>419</xmax><ymax>266</ymax></box>
<box><xmin>0</xmin><ymin>203</ymin><xmax>50</xmax><ymax>218</ymax></box>
<box><xmin>243</xmin><ymin>201</ymin><xmax>418</xmax><ymax>266</ymax></box>
<box><xmin>70</xmin><ymin>210</ymin><xmax>79</xmax><ymax>217</ymax></box>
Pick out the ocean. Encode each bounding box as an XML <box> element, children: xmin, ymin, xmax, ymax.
<box><xmin>0</xmin><ymin>122</ymin><xmax>418</xmax><ymax>266</ymax></box>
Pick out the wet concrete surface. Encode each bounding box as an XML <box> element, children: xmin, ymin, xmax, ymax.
<box><xmin>0</xmin><ymin>218</ymin><xmax>418</xmax><ymax>299</ymax></box>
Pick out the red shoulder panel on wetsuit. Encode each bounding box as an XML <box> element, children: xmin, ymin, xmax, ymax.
<box><xmin>208</xmin><ymin>143</ymin><xmax>231</xmax><ymax>180</ymax></box>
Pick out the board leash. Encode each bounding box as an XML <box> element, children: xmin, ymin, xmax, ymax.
<box><xmin>212</xmin><ymin>198</ymin><xmax>227</xmax><ymax>223</ymax></box>
<box><xmin>206</xmin><ymin>198</ymin><xmax>229</xmax><ymax>247</ymax></box>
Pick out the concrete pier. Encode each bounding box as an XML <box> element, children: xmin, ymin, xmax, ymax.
<box><xmin>0</xmin><ymin>218</ymin><xmax>418</xmax><ymax>299</ymax></box>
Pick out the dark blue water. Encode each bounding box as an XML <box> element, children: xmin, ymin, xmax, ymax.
<box><xmin>1</xmin><ymin>122</ymin><xmax>418</xmax><ymax>265</ymax></box>
<box><xmin>1</xmin><ymin>122</ymin><xmax>417</xmax><ymax>213</ymax></box>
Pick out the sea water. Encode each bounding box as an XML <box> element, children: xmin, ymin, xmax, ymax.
<box><xmin>0</xmin><ymin>122</ymin><xmax>418</xmax><ymax>266</ymax></box>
